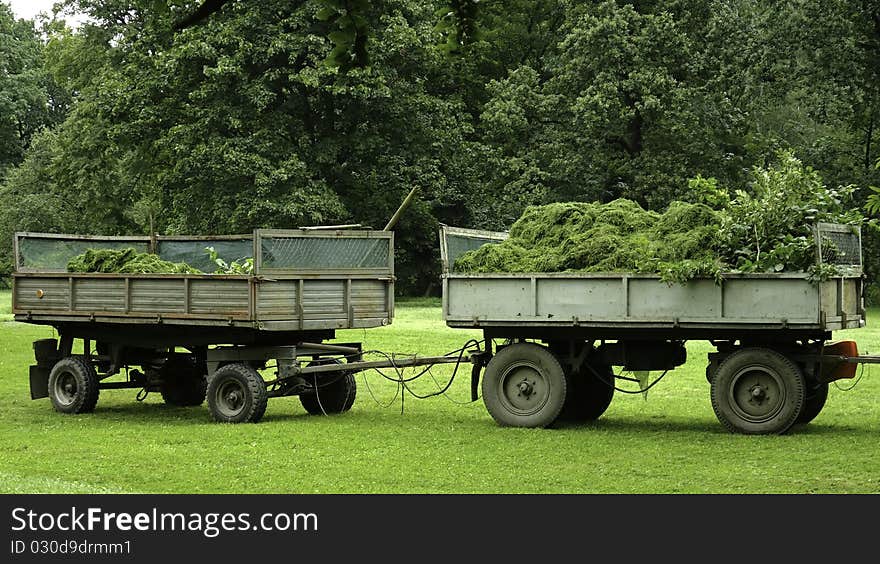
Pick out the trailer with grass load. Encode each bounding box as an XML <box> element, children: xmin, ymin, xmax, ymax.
<box><xmin>440</xmin><ymin>222</ymin><xmax>877</xmax><ymax>434</ymax></box>
<box><xmin>12</xmin><ymin>228</ymin><xmax>468</xmax><ymax>423</ymax></box>
<box><xmin>11</xmin><ymin>221</ymin><xmax>877</xmax><ymax>434</ymax></box>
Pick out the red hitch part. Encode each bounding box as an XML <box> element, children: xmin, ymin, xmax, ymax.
<box><xmin>822</xmin><ymin>341</ymin><xmax>858</xmax><ymax>381</ymax></box>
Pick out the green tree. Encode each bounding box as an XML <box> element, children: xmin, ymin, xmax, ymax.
<box><xmin>1</xmin><ymin>0</ymin><xmax>482</xmax><ymax>292</ymax></box>
<box><xmin>0</xmin><ymin>3</ymin><xmax>68</xmax><ymax>179</ymax></box>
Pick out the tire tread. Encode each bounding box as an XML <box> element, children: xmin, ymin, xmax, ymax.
<box><xmin>48</xmin><ymin>355</ymin><xmax>100</xmax><ymax>414</ymax></box>
<box><xmin>710</xmin><ymin>348</ymin><xmax>804</xmax><ymax>435</ymax></box>
<box><xmin>207</xmin><ymin>363</ymin><xmax>267</xmax><ymax>423</ymax></box>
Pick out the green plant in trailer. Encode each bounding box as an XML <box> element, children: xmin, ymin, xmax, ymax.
<box><xmin>205</xmin><ymin>247</ymin><xmax>254</xmax><ymax>275</ymax></box>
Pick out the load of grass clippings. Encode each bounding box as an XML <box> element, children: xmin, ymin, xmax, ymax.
<box><xmin>454</xmin><ymin>152</ymin><xmax>866</xmax><ymax>283</ymax></box>
<box><xmin>67</xmin><ymin>248</ymin><xmax>202</xmax><ymax>274</ymax></box>
<box><xmin>454</xmin><ymin>199</ymin><xmax>724</xmax><ymax>284</ymax></box>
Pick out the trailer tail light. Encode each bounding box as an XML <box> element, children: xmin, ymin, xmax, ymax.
<box><xmin>824</xmin><ymin>340</ymin><xmax>858</xmax><ymax>380</ymax></box>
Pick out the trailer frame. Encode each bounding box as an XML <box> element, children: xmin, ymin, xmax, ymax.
<box><xmin>439</xmin><ymin>223</ymin><xmax>871</xmax><ymax>435</ymax></box>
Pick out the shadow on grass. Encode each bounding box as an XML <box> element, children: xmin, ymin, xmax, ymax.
<box><xmin>551</xmin><ymin>416</ymin><xmax>871</xmax><ymax>436</ymax></box>
<box><xmin>89</xmin><ymin>401</ymin><xmax>322</xmax><ymax>425</ymax></box>
<box><xmin>550</xmin><ymin>417</ymin><xmax>723</xmax><ymax>434</ymax></box>
<box><xmin>86</xmin><ymin>403</ymin><xmax>212</xmax><ymax>424</ymax></box>
<box><xmin>54</xmin><ymin>401</ymin><xmax>875</xmax><ymax>437</ymax></box>
<box><xmin>788</xmin><ymin>421</ymin><xmax>869</xmax><ymax>435</ymax></box>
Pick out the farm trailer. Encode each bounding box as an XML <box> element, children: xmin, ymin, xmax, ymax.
<box><xmin>440</xmin><ymin>222</ymin><xmax>877</xmax><ymax>435</ymax></box>
<box><xmin>11</xmin><ymin>229</ymin><xmax>464</xmax><ymax>423</ymax></box>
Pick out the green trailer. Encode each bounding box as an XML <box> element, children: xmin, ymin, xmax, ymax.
<box><xmin>11</xmin><ymin>229</ymin><xmax>439</xmax><ymax>423</ymax></box>
<box><xmin>439</xmin><ymin>222</ymin><xmax>873</xmax><ymax>434</ymax></box>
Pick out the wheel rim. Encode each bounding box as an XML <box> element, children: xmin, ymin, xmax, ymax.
<box><xmin>53</xmin><ymin>371</ymin><xmax>78</xmax><ymax>406</ymax></box>
<box><xmin>728</xmin><ymin>365</ymin><xmax>786</xmax><ymax>423</ymax></box>
<box><xmin>498</xmin><ymin>361</ymin><xmax>551</xmax><ymax>416</ymax></box>
<box><xmin>215</xmin><ymin>379</ymin><xmax>246</xmax><ymax>417</ymax></box>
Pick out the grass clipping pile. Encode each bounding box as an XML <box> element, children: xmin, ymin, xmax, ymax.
<box><xmin>454</xmin><ymin>154</ymin><xmax>866</xmax><ymax>284</ymax></box>
<box><xmin>67</xmin><ymin>248</ymin><xmax>201</xmax><ymax>274</ymax></box>
<box><xmin>455</xmin><ymin>199</ymin><xmax>721</xmax><ymax>284</ymax></box>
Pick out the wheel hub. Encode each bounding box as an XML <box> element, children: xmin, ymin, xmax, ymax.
<box><xmin>729</xmin><ymin>366</ymin><xmax>785</xmax><ymax>423</ymax></box>
<box><xmin>499</xmin><ymin>363</ymin><xmax>549</xmax><ymax>415</ymax></box>
<box><xmin>53</xmin><ymin>372</ymin><xmax>78</xmax><ymax>406</ymax></box>
<box><xmin>216</xmin><ymin>380</ymin><xmax>246</xmax><ymax>416</ymax></box>
<box><xmin>225</xmin><ymin>390</ymin><xmax>242</xmax><ymax>407</ymax></box>
<box><xmin>749</xmin><ymin>384</ymin><xmax>767</xmax><ymax>403</ymax></box>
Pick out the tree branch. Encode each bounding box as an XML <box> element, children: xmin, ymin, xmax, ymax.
<box><xmin>173</xmin><ymin>0</ymin><xmax>234</xmax><ymax>31</ymax></box>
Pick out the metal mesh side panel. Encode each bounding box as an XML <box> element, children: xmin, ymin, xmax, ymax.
<box><xmin>158</xmin><ymin>240</ymin><xmax>253</xmax><ymax>273</ymax></box>
<box><xmin>446</xmin><ymin>234</ymin><xmax>503</xmax><ymax>270</ymax></box>
<box><xmin>818</xmin><ymin>228</ymin><xmax>861</xmax><ymax>266</ymax></box>
<box><xmin>17</xmin><ymin>238</ymin><xmax>150</xmax><ymax>271</ymax></box>
<box><xmin>260</xmin><ymin>237</ymin><xmax>390</xmax><ymax>270</ymax></box>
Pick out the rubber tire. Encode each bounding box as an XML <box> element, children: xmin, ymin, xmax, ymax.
<box><xmin>300</xmin><ymin>373</ymin><xmax>357</xmax><ymax>415</ymax></box>
<box><xmin>207</xmin><ymin>363</ymin><xmax>268</xmax><ymax>423</ymax></box>
<box><xmin>159</xmin><ymin>356</ymin><xmax>207</xmax><ymax>407</ymax></box>
<box><xmin>48</xmin><ymin>356</ymin><xmax>100</xmax><ymax>414</ymax></box>
<box><xmin>561</xmin><ymin>362</ymin><xmax>615</xmax><ymax>422</ymax></box>
<box><xmin>482</xmin><ymin>342</ymin><xmax>567</xmax><ymax>428</ymax></box>
<box><xmin>710</xmin><ymin>348</ymin><xmax>805</xmax><ymax>435</ymax></box>
<box><xmin>796</xmin><ymin>381</ymin><xmax>829</xmax><ymax>425</ymax></box>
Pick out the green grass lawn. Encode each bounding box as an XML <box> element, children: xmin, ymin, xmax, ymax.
<box><xmin>1</xmin><ymin>287</ymin><xmax>10</xmax><ymax>321</ymax></box>
<box><xmin>1</xmin><ymin>289</ymin><xmax>879</xmax><ymax>493</ymax></box>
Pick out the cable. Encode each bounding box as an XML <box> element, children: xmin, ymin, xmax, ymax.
<box><xmin>259</xmin><ymin>338</ymin><xmax>484</xmax><ymax>413</ymax></box>
<box><xmin>352</xmin><ymin>338</ymin><xmax>484</xmax><ymax>412</ymax></box>
<box><xmin>426</xmin><ymin>366</ymin><xmax>479</xmax><ymax>405</ymax></box>
<box><xmin>584</xmin><ymin>361</ymin><xmax>671</xmax><ymax>394</ymax></box>
<box><xmin>834</xmin><ymin>363</ymin><xmax>865</xmax><ymax>391</ymax></box>
<box><xmin>313</xmin><ymin>373</ymin><xmax>327</xmax><ymax>415</ymax></box>
<box><xmin>360</xmin><ymin>369</ymin><xmax>401</xmax><ymax>408</ymax></box>
<box><xmin>398</xmin><ymin>344</ymin><xmax>470</xmax><ymax>400</ymax></box>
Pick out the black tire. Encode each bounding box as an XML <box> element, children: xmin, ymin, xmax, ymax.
<box><xmin>159</xmin><ymin>356</ymin><xmax>207</xmax><ymax>407</ymax></box>
<box><xmin>300</xmin><ymin>372</ymin><xmax>357</xmax><ymax>415</ymax></box>
<box><xmin>796</xmin><ymin>381</ymin><xmax>829</xmax><ymax>425</ymax></box>
<box><xmin>710</xmin><ymin>348</ymin><xmax>805</xmax><ymax>435</ymax></box>
<box><xmin>48</xmin><ymin>356</ymin><xmax>100</xmax><ymax>414</ymax></box>
<box><xmin>207</xmin><ymin>363</ymin><xmax>267</xmax><ymax>423</ymax></box>
<box><xmin>482</xmin><ymin>342</ymin><xmax>567</xmax><ymax>428</ymax></box>
<box><xmin>561</xmin><ymin>361</ymin><xmax>615</xmax><ymax>422</ymax></box>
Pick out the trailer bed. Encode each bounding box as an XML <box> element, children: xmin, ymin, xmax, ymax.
<box><xmin>443</xmin><ymin>272</ymin><xmax>863</xmax><ymax>334</ymax></box>
<box><xmin>12</xmin><ymin>229</ymin><xmax>394</xmax><ymax>335</ymax></box>
<box><xmin>439</xmin><ymin>223</ymin><xmax>864</xmax><ymax>338</ymax></box>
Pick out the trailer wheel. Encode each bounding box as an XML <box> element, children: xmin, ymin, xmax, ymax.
<box><xmin>561</xmin><ymin>362</ymin><xmax>615</xmax><ymax>422</ymax></box>
<box><xmin>159</xmin><ymin>356</ymin><xmax>207</xmax><ymax>407</ymax></box>
<box><xmin>710</xmin><ymin>348</ymin><xmax>804</xmax><ymax>435</ymax></box>
<box><xmin>482</xmin><ymin>342</ymin><xmax>566</xmax><ymax>428</ymax></box>
<box><xmin>300</xmin><ymin>372</ymin><xmax>357</xmax><ymax>415</ymax></box>
<box><xmin>796</xmin><ymin>382</ymin><xmax>828</xmax><ymax>425</ymax></box>
<box><xmin>48</xmin><ymin>356</ymin><xmax>100</xmax><ymax>414</ymax></box>
<box><xmin>207</xmin><ymin>363</ymin><xmax>267</xmax><ymax>423</ymax></box>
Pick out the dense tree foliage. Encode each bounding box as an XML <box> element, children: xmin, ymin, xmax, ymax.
<box><xmin>2</xmin><ymin>0</ymin><xmax>880</xmax><ymax>294</ymax></box>
<box><xmin>0</xmin><ymin>3</ymin><xmax>68</xmax><ymax>179</ymax></box>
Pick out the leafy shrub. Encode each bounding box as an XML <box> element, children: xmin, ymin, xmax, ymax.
<box><xmin>205</xmin><ymin>247</ymin><xmax>254</xmax><ymax>275</ymax></box>
<box><xmin>717</xmin><ymin>151</ymin><xmax>862</xmax><ymax>277</ymax></box>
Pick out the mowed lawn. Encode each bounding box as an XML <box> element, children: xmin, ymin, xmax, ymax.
<box><xmin>1</xmin><ymin>289</ymin><xmax>879</xmax><ymax>494</ymax></box>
